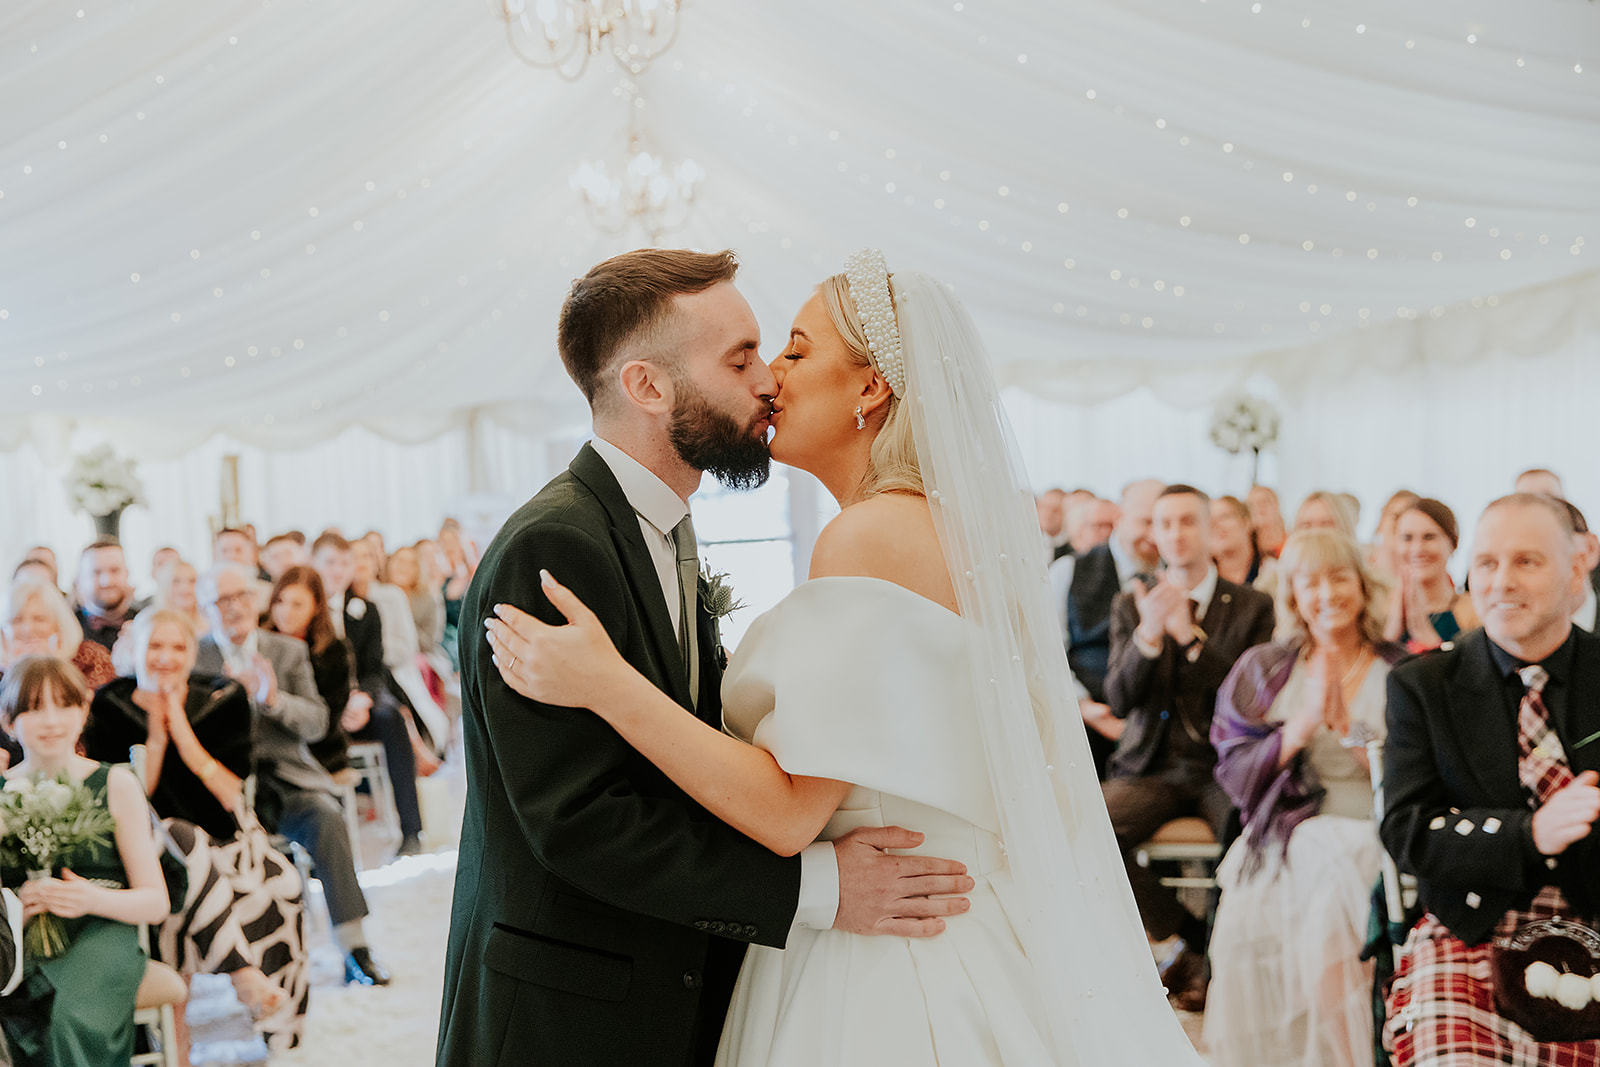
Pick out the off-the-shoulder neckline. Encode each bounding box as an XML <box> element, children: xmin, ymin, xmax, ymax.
<box><xmin>792</xmin><ymin>574</ymin><xmax>963</xmax><ymax>619</ymax></box>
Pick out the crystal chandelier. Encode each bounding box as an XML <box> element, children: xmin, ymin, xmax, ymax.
<box><xmin>570</xmin><ymin>131</ymin><xmax>705</xmax><ymax>245</ymax></box>
<box><xmin>496</xmin><ymin>0</ymin><xmax>682</xmax><ymax>81</ymax></box>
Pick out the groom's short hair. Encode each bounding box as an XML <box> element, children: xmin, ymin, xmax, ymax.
<box><xmin>558</xmin><ymin>248</ymin><xmax>740</xmax><ymax>408</ymax></box>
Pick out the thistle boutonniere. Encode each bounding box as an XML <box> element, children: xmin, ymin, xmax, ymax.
<box><xmin>699</xmin><ymin>565</ymin><xmax>745</xmax><ymax>660</ymax></box>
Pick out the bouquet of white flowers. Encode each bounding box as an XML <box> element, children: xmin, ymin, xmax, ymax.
<box><xmin>1209</xmin><ymin>392</ymin><xmax>1280</xmax><ymax>483</ymax></box>
<box><xmin>63</xmin><ymin>444</ymin><xmax>146</xmax><ymax>518</ymax></box>
<box><xmin>0</xmin><ymin>772</ymin><xmax>120</xmax><ymax>957</ymax></box>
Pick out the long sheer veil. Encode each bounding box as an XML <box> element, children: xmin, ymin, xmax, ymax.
<box><xmin>885</xmin><ymin>264</ymin><xmax>1204</xmax><ymax>1064</ymax></box>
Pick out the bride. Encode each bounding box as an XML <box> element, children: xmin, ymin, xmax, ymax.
<box><xmin>486</xmin><ymin>251</ymin><xmax>1203</xmax><ymax>1065</ymax></box>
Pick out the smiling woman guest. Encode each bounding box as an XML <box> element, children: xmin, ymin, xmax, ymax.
<box><xmin>1204</xmin><ymin>529</ymin><xmax>1405</xmax><ymax>1067</ymax></box>
<box><xmin>0</xmin><ymin>657</ymin><xmax>169</xmax><ymax>1066</ymax></box>
<box><xmin>1384</xmin><ymin>498</ymin><xmax>1478</xmax><ymax>651</ymax></box>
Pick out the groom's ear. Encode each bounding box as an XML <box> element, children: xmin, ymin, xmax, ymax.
<box><xmin>616</xmin><ymin>358</ymin><xmax>674</xmax><ymax>417</ymax></box>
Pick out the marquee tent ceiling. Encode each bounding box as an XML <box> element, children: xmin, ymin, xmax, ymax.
<box><xmin>2</xmin><ymin>0</ymin><xmax>1597</xmax><ymax>457</ymax></box>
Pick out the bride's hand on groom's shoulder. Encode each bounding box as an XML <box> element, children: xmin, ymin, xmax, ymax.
<box><xmin>485</xmin><ymin>571</ymin><xmax>629</xmax><ymax>713</ymax></box>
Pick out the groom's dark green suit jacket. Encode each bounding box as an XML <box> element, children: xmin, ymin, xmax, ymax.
<box><xmin>437</xmin><ymin>444</ymin><xmax>802</xmax><ymax>1067</ymax></box>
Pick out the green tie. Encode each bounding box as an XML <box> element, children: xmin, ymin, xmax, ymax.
<box><xmin>672</xmin><ymin>515</ymin><xmax>700</xmax><ymax>708</ymax></box>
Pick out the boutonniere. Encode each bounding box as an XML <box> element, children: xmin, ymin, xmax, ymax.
<box><xmin>699</xmin><ymin>565</ymin><xmax>744</xmax><ymax>661</ymax></box>
<box><xmin>347</xmin><ymin>597</ymin><xmax>366</xmax><ymax>621</ymax></box>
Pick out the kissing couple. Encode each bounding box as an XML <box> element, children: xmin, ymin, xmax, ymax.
<box><xmin>436</xmin><ymin>248</ymin><xmax>1204</xmax><ymax>1065</ymax></box>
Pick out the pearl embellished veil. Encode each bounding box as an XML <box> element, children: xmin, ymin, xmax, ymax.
<box><xmin>870</xmin><ymin>257</ymin><xmax>1204</xmax><ymax>1064</ymax></box>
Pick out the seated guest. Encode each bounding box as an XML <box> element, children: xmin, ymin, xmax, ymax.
<box><xmin>1249</xmin><ymin>484</ymin><xmax>1290</xmax><ymax>559</ymax></box>
<box><xmin>0</xmin><ymin>657</ymin><xmax>169</xmax><ymax>1066</ymax></box>
<box><xmin>11</xmin><ymin>558</ymin><xmax>55</xmax><ymax>587</ymax></box>
<box><xmin>312</xmin><ymin>533</ymin><xmax>424</xmax><ymax>856</ymax></box>
<box><xmin>1340</xmin><ymin>492</ymin><xmax>1362</xmax><ymax>529</ymax></box>
<box><xmin>437</xmin><ymin>521</ymin><xmax>476</xmax><ymax>673</ymax></box>
<box><xmin>21</xmin><ymin>547</ymin><xmax>58</xmax><ymax>588</ymax></box>
<box><xmin>388</xmin><ymin>546</ymin><xmax>444</xmax><ymax>658</ymax></box>
<box><xmin>1515</xmin><ymin>467</ymin><xmax>1566</xmax><ymax>499</ymax></box>
<box><xmin>195</xmin><ymin>564</ymin><xmax>391</xmax><ymax>987</ymax></box>
<box><xmin>1036</xmin><ymin>488</ymin><xmax>1067</xmax><ymax>555</ymax></box>
<box><xmin>1294</xmin><ymin>490</ymin><xmax>1359</xmax><ymax>538</ymax></box>
<box><xmin>1068</xmin><ymin>496</ymin><xmax>1121</xmax><ymax>557</ymax></box>
<box><xmin>1050</xmin><ymin>478</ymin><xmax>1165</xmax><ymax>774</ymax></box>
<box><xmin>150</xmin><ymin>545</ymin><xmax>180</xmax><ymax>581</ymax></box>
<box><xmin>1382</xmin><ymin>494</ymin><xmax>1600</xmax><ymax>1065</ymax></box>
<box><xmin>83</xmin><ymin>610</ymin><xmax>306</xmax><ymax>1051</ymax></box>
<box><xmin>72</xmin><ymin>541</ymin><xmax>147</xmax><ymax>652</ymax></box>
<box><xmin>1384</xmin><ymin>498</ymin><xmax>1478</xmax><ymax>651</ymax></box>
<box><xmin>349</xmin><ymin>540</ymin><xmax>447</xmax><ymax>764</ymax></box>
<box><xmin>213</xmin><ymin>529</ymin><xmax>272</xmax><ymax>612</ymax></box>
<box><xmin>1556</xmin><ymin>500</ymin><xmax>1600</xmax><ymax>632</ymax></box>
<box><xmin>1205</xmin><ymin>530</ymin><xmax>1405</xmax><ymax>1067</ymax></box>
<box><xmin>3</xmin><ymin>576</ymin><xmax>116</xmax><ymax>689</ymax></box>
<box><xmin>263</xmin><ymin>566</ymin><xmax>358</xmax><ymax>776</ymax></box>
<box><xmin>1212</xmin><ymin>494</ymin><xmax>1277</xmax><ymax>592</ymax></box>
<box><xmin>1368</xmin><ymin>489</ymin><xmax>1420</xmax><ymax>579</ymax></box>
<box><xmin>360</xmin><ymin>532</ymin><xmax>388</xmax><ymax>580</ymax></box>
<box><xmin>151</xmin><ymin>558</ymin><xmax>204</xmax><ymax>632</ymax></box>
<box><xmin>261</xmin><ymin>533</ymin><xmax>309</xmax><ymax>584</ymax></box>
<box><xmin>1101</xmin><ymin>484</ymin><xmax>1275</xmax><ymax>1008</ymax></box>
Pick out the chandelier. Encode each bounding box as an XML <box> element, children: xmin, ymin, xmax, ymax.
<box><xmin>497</xmin><ymin>0</ymin><xmax>682</xmax><ymax>81</ymax></box>
<box><xmin>570</xmin><ymin>130</ymin><xmax>705</xmax><ymax>245</ymax></box>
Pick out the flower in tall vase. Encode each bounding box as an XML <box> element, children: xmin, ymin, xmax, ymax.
<box><xmin>1208</xmin><ymin>392</ymin><xmax>1281</xmax><ymax>486</ymax></box>
<box><xmin>63</xmin><ymin>444</ymin><xmax>146</xmax><ymax>541</ymax></box>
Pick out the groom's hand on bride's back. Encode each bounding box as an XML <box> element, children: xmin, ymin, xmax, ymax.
<box><xmin>832</xmin><ymin>826</ymin><xmax>974</xmax><ymax>937</ymax></box>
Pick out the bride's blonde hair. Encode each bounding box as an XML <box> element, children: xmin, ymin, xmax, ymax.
<box><xmin>818</xmin><ymin>273</ymin><xmax>923</xmax><ymax>501</ymax></box>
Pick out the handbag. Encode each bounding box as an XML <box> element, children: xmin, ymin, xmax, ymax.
<box><xmin>1489</xmin><ymin>918</ymin><xmax>1600</xmax><ymax>1042</ymax></box>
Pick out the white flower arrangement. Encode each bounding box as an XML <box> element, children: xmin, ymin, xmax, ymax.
<box><xmin>63</xmin><ymin>444</ymin><xmax>146</xmax><ymax>517</ymax></box>
<box><xmin>1208</xmin><ymin>392</ymin><xmax>1281</xmax><ymax>456</ymax></box>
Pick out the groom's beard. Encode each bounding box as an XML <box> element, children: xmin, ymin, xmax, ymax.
<box><xmin>668</xmin><ymin>377</ymin><xmax>772</xmax><ymax>492</ymax></box>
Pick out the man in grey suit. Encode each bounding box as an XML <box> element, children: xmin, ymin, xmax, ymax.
<box><xmin>195</xmin><ymin>562</ymin><xmax>391</xmax><ymax>986</ymax></box>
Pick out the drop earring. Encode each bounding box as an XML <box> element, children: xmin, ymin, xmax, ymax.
<box><xmin>854</xmin><ymin>406</ymin><xmax>866</xmax><ymax>430</ymax></box>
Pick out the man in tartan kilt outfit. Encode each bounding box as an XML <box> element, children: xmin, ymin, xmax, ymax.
<box><xmin>1382</xmin><ymin>493</ymin><xmax>1600</xmax><ymax>1065</ymax></box>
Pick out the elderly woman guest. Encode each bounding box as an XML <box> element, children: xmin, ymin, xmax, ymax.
<box><xmin>82</xmin><ymin>609</ymin><xmax>307</xmax><ymax>1053</ymax></box>
<box><xmin>1383</xmin><ymin>497</ymin><xmax>1477</xmax><ymax>652</ymax></box>
<box><xmin>1204</xmin><ymin>530</ymin><xmax>1405</xmax><ymax>1067</ymax></box>
<box><xmin>2</xmin><ymin>576</ymin><xmax>116</xmax><ymax>690</ymax></box>
<box><xmin>0</xmin><ymin>657</ymin><xmax>169</xmax><ymax>1066</ymax></box>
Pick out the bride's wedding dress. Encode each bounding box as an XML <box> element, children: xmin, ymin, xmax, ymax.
<box><xmin>716</xmin><ymin>577</ymin><xmax>1056</xmax><ymax>1065</ymax></box>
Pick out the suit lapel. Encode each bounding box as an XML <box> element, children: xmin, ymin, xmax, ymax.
<box><xmin>1559</xmin><ymin>628</ymin><xmax>1600</xmax><ymax>776</ymax></box>
<box><xmin>568</xmin><ymin>444</ymin><xmax>694</xmax><ymax>712</ymax></box>
<box><xmin>1449</xmin><ymin>630</ymin><xmax>1523</xmax><ymax>801</ymax></box>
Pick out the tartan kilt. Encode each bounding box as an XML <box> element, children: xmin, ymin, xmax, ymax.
<box><xmin>1385</xmin><ymin>887</ymin><xmax>1600</xmax><ymax>1066</ymax></box>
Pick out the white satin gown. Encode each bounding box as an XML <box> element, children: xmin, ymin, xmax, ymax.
<box><xmin>715</xmin><ymin>577</ymin><xmax>1057</xmax><ymax>1066</ymax></box>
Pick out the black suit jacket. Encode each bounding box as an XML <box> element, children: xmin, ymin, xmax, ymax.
<box><xmin>436</xmin><ymin>444</ymin><xmax>801</xmax><ymax>1067</ymax></box>
<box><xmin>1380</xmin><ymin>627</ymin><xmax>1600</xmax><ymax>945</ymax></box>
<box><xmin>340</xmin><ymin>597</ymin><xmax>387</xmax><ymax>700</ymax></box>
<box><xmin>1103</xmin><ymin>575</ymin><xmax>1275</xmax><ymax>780</ymax></box>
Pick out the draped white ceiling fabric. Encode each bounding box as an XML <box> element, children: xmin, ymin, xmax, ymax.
<box><xmin>1</xmin><ymin>0</ymin><xmax>1597</xmax><ymax>460</ymax></box>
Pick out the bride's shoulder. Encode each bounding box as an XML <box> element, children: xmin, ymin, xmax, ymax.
<box><xmin>808</xmin><ymin>495</ymin><xmax>957</xmax><ymax>610</ymax></box>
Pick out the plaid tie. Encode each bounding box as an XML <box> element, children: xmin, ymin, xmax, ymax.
<box><xmin>1516</xmin><ymin>664</ymin><xmax>1575</xmax><ymax>806</ymax></box>
<box><xmin>673</xmin><ymin>515</ymin><xmax>700</xmax><ymax>709</ymax></box>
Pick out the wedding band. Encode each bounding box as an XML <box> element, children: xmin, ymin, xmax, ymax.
<box><xmin>507</xmin><ymin>655</ymin><xmax>516</xmax><ymax>670</ymax></box>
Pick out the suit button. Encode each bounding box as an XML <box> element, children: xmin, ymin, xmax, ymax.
<box><xmin>745</xmin><ymin>925</ymin><xmax>759</xmax><ymax>938</ymax></box>
<box><xmin>682</xmin><ymin>970</ymin><xmax>703</xmax><ymax>990</ymax></box>
<box><xmin>1159</xmin><ymin>710</ymin><xmax>1170</xmax><ymax>721</ymax></box>
<box><xmin>693</xmin><ymin>920</ymin><xmax>709</xmax><ymax>931</ymax></box>
<box><xmin>709</xmin><ymin>921</ymin><xmax>725</xmax><ymax>933</ymax></box>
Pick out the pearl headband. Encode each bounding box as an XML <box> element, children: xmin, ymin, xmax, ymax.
<box><xmin>842</xmin><ymin>248</ymin><xmax>906</xmax><ymax>398</ymax></box>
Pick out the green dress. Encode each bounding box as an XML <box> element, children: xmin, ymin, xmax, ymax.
<box><xmin>0</xmin><ymin>763</ymin><xmax>147</xmax><ymax>1067</ymax></box>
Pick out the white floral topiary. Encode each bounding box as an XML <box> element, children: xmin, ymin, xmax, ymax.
<box><xmin>63</xmin><ymin>444</ymin><xmax>146</xmax><ymax>517</ymax></box>
<box><xmin>1208</xmin><ymin>392</ymin><xmax>1281</xmax><ymax>456</ymax></box>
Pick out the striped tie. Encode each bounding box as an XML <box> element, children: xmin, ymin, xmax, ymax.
<box><xmin>673</xmin><ymin>515</ymin><xmax>700</xmax><ymax>708</ymax></box>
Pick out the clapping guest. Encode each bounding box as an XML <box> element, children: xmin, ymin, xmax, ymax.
<box><xmin>1205</xmin><ymin>530</ymin><xmax>1405</xmax><ymax>1067</ymax></box>
<box><xmin>1384</xmin><ymin>498</ymin><xmax>1478</xmax><ymax>651</ymax></box>
<box><xmin>195</xmin><ymin>564</ymin><xmax>391</xmax><ymax>987</ymax></box>
<box><xmin>1381</xmin><ymin>495</ymin><xmax>1600</xmax><ymax>1065</ymax></box>
<box><xmin>263</xmin><ymin>566</ymin><xmax>358</xmax><ymax>776</ymax></box>
<box><xmin>350</xmin><ymin>540</ymin><xmax>447</xmax><ymax>763</ymax></box>
<box><xmin>0</xmin><ymin>657</ymin><xmax>169</xmax><ymax>1067</ymax></box>
<box><xmin>1249</xmin><ymin>484</ymin><xmax>1289</xmax><ymax>559</ymax></box>
<box><xmin>1211</xmin><ymin>495</ymin><xmax>1277</xmax><ymax>591</ymax></box>
<box><xmin>2</xmin><ymin>576</ymin><xmax>116</xmax><ymax>690</ymax></box>
<box><xmin>388</xmin><ymin>546</ymin><xmax>444</xmax><ymax>657</ymax></box>
<box><xmin>1101</xmin><ymin>484</ymin><xmax>1276</xmax><ymax>1009</ymax></box>
<box><xmin>1294</xmin><ymin>490</ymin><xmax>1358</xmax><ymax>538</ymax></box>
<box><xmin>83</xmin><ymin>609</ymin><xmax>307</xmax><ymax>1052</ymax></box>
<box><xmin>73</xmin><ymin>542</ymin><xmax>147</xmax><ymax>652</ymax></box>
<box><xmin>1367</xmin><ymin>490</ymin><xmax>1420</xmax><ymax>579</ymax></box>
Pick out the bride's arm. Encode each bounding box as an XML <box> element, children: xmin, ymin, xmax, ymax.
<box><xmin>486</xmin><ymin>573</ymin><xmax>851</xmax><ymax>858</ymax></box>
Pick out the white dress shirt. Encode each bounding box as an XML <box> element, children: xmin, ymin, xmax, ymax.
<box><xmin>589</xmin><ymin>436</ymin><xmax>840</xmax><ymax>937</ymax></box>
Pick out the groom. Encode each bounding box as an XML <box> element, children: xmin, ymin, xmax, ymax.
<box><xmin>437</xmin><ymin>249</ymin><xmax>974</xmax><ymax>1067</ymax></box>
